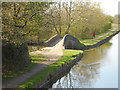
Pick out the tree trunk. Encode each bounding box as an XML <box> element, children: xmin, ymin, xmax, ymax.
<box><xmin>38</xmin><ymin>31</ymin><xmax>40</xmax><ymax>44</ymax></box>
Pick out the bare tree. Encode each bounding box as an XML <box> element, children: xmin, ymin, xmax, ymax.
<box><xmin>63</xmin><ymin>2</ymin><xmax>72</xmax><ymax>34</ymax></box>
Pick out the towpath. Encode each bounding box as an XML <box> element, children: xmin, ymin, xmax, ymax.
<box><xmin>3</xmin><ymin>38</ymin><xmax>63</xmax><ymax>88</ymax></box>
<box><xmin>3</xmin><ymin>28</ymin><xmax>116</xmax><ymax>88</ymax></box>
<box><xmin>82</xmin><ymin>28</ymin><xmax>116</xmax><ymax>42</ymax></box>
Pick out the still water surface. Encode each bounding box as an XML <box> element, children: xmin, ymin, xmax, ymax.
<box><xmin>52</xmin><ymin>34</ymin><xmax>118</xmax><ymax>88</ymax></box>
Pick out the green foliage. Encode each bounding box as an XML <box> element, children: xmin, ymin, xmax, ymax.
<box><xmin>2</xmin><ymin>2</ymin><xmax>52</xmax><ymax>45</ymax></box>
<box><xmin>68</xmin><ymin>2</ymin><xmax>113</xmax><ymax>39</ymax></box>
<box><xmin>104</xmin><ymin>22</ymin><xmax>112</xmax><ymax>31</ymax></box>
<box><xmin>2</xmin><ymin>1</ymin><xmax>113</xmax><ymax>45</ymax></box>
<box><xmin>109</xmin><ymin>19</ymin><xmax>113</xmax><ymax>23</ymax></box>
<box><xmin>2</xmin><ymin>42</ymin><xmax>31</xmax><ymax>77</ymax></box>
<box><xmin>113</xmin><ymin>14</ymin><xmax>120</xmax><ymax>24</ymax></box>
<box><xmin>81</xmin><ymin>29</ymin><xmax>118</xmax><ymax>45</ymax></box>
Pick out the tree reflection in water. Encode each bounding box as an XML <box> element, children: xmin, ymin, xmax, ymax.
<box><xmin>52</xmin><ymin>42</ymin><xmax>112</xmax><ymax>88</ymax></box>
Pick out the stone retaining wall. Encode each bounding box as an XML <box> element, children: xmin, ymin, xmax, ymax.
<box><xmin>39</xmin><ymin>53</ymin><xmax>83</xmax><ymax>88</ymax></box>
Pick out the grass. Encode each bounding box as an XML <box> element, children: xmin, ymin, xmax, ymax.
<box><xmin>3</xmin><ymin>54</ymin><xmax>45</xmax><ymax>80</ymax></box>
<box><xmin>19</xmin><ymin>49</ymin><xmax>83</xmax><ymax>88</ymax></box>
<box><xmin>30</xmin><ymin>54</ymin><xmax>45</xmax><ymax>63</ymax></box>
<box><xmin>95</xmin><ymin>28</ymin><xmax>113</xmax><ymax>37</ymax></box>
<box><xmin>3</xmin><ymin>63</ymin><xmax>36</xmax><ymax>80</ymax></box>
<box><xmin>74</xmin><ymin>42</ymin><xmax>85</xmax><ymax>47</ymax></box>
<box><xmin>80</xmin><ymin>29</ymin><xmax>119</xmax><ymax>45</ymax></box>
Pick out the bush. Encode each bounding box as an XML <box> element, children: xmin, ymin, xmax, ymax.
<box><xmin>2</xmin><ymin>41</ymin><xmax>31</xmax><ymax>76</ymax></box>
<box><xmin>104</xmin><ymin>22</ymin><xmax>112</xmax><ymax>31</ymax></box>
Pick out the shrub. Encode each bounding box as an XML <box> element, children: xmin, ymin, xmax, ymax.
<box><xmin>2</xmin><ymin>40</ymin><xmax>31</xmax><ymax>76</ymax></box>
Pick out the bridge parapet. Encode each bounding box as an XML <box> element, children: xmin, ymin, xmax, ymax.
<box><xmin>44</xmin><ymin>34</ymin><xmax>62</xmax><ymax>47</ymax></box>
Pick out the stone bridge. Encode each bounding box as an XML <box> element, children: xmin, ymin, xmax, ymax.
<box><xmin>44</xmin><ymin>29</ymin><xmax>120</xmax><ymax>50</ymax></box>
<box><xmin>44</xmin><ymin>34</ymin><xmax>81</xmax><ymax>49</ymax></box>
<box><xmin>63</xmin><ymin>34</ymin><xmax>81</xmax><ymax>49</ymax></box>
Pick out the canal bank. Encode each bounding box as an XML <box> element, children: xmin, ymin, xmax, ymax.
<box><xmin>52</xmin><ymin>32</ymin><xmax>119</xmax><ymax>88</ymax></box>
<box><xmin>19</xmin><ymin>29</ymin><xmax>119</xmax><ymax>88</ymax></box>
<box><xmin>74</xmin><ymin>30</ymin><xmax>120</xmax><ymax>50</ymax></box>
<box><xmin>39</xmin><ymin>30</ymin><xmax>120</xmax><ymax>88</ymax></box>
<box><xmin>39</xmin><ymin>53</ymin><xmax>83</xmax><ymax>88</ymax></box>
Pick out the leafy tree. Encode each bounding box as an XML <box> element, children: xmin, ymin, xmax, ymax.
<box><xmin>113</xmin><ymin>14</ymin><xmax>120</xmax><ymax>24</ymax></box>
<box><xmin>2</xmin><ymin>2</ymin><xmax>51</xmax><ymax>45</ymax></box>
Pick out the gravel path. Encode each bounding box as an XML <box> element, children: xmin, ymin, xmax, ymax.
<box><xmin>3</xmin><ymin>38</ymin><xmax>63</xmax><ymax>88</ymax></box>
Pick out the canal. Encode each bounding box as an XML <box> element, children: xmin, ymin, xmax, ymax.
<box><xmin>52</xmin><ymin>34</ymin><xmax>118</xmax><ymax>88</ymax></box>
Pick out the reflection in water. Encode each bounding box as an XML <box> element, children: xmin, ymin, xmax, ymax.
<box><xmin>81</xmin><ymin>42</ymin><xmax>112</xmax><ymax>65</ymax></box>
<box><xmin>52</xmin><ymin>35</ymin><xmax>118</xmax><ymax>88</ymax></box>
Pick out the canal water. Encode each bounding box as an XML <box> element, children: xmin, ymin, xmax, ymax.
<box><xmin>52</xmin><ymin>34</ymin><xmax>118</xmax><ymax>88</ymax></box>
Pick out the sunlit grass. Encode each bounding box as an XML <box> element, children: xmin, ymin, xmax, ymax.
<box><xmin>30</xmin><ymin>54</ymin><xmax>45</xmax><ymax>63</ymax></box>
<box><xmin>64</xmin><ymin>49</ymin><xmax>83</xmax><ymax>56</ymax></box>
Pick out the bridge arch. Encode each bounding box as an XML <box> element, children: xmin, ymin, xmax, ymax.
<box><xmin>65</xmin><ymin>40</ymin><xmax>73</xmax><ymax>49</ymax></box>
<box><xmin>63</xmin><ymin>34</ymin><xmax>80</xmax><ymax>49</ymax></box>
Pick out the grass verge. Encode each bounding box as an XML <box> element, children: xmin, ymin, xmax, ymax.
<box><xmin>19</xmin><ymin>49</ymin><xmax>83</xmax><ymax>88</ymax></box>
<box><xmin>81</xmin><ymin>29</ymin><xmax>119</xmax><ymax>45</ymax></box>
<box><xmin>30</xmin><ymin>54</ymin><xmax>45</xmax><ymax>63</ymax></box>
